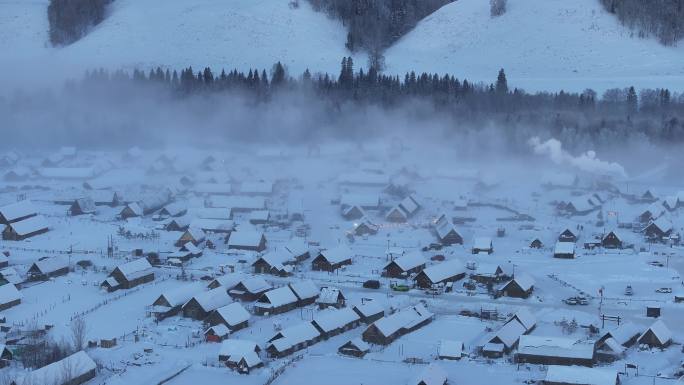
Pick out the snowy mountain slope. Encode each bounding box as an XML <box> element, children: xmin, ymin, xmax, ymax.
<box><xmin>0</xmin><ymin>0</ymin><xmax>353</xmax><ymax>90</ymax></box>
<box><xmin>0</xmin><ymin>0</ymin><xmax>49</xmax><ymax>56</ymax></box>
<box><xmin>383</xmin><ymin>0</ymin><xmax>684</xmax><ymax>92</ymax></box>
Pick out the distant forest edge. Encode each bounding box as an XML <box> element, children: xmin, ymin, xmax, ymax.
<box><xmin>599</xmin><ymin>0</ymin><xmax>684</xmax><ymax>46</ymax></box>
<box><xmin>69</xmin><ymin>60</ymin><xmax>684</xmax><ymax>146</ymax></box>
<box><xmin>48</xmin><ymin>0</ymin><xmax>112</xmax><ymax>46</ymax></box>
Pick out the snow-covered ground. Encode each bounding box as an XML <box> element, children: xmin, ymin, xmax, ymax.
<box><xmin>0</xmin><ymin>141</ymin><xmax>683</xmax><ymax>385</ymax></box>
<box><xmin>384</xmin><ymin>0</ymin><xmax>684</xmax><ymax>92</ymax></box>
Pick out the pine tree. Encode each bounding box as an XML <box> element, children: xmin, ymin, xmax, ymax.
<box><xmin>626</xmin><ymin>86</ymin><xmax>638</xmax><ymax>114</ymax></box>
<box><xmin>495</xmin><ymin>68</ymin><xmax>508</xmax><ymax>94</ymax></box>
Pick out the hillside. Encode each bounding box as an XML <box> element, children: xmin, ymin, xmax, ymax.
<box><xmin>384</xmin><ymin>0</ymin><xmax>684</xmax><ymax>92</ymax></box>
<box><xmin>0</xmin><ymin>0</ymin><xmax>354</xmax><ymax>90</ymax></box>
<box><xmin>3</xmin><ymin>0</ymin><xmax>684</xmax><ymax>92</ymax></box>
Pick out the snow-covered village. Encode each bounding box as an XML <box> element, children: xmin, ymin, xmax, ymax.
<box><xmin>5</xmin><ymin>0</ymin><xmax>684</xmax><ymax>385</ymax></box>
<box><xmin>0</xmin><ymin>142</ymin><xmax>681</xmax><ymax>385</ymax></box>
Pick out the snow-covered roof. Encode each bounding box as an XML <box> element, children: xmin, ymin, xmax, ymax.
<box><xmin>228</xmin><ymin>231</ymin><xmax>265</xmax><ymax>248</ymax></box>
<box><xmin>317</xmin><ymin>287</ymin><xmax>344</xmax><ymax>305</ymax></box>
<box><xmin>399</xmin><ymin>195</ymin><xmax>419</xmax><ymax>214</ymax></box>
<box><xmin>319</xmin><ymin>245</ymin><xmax>354</xmax><ymax>264</ymax></box>
<box><xmin>0</xmin><ymin>283</ymin><xmax>22</xmax><ymax>304</ymax></box>
<box><xmin>190</xmin><ymin>287</ymin><xmax>233</xmax><ymax>312</ymax></box>
<box><xmin>312</xmin><ymin>307</ymin><xmax>360</xmax><ymax>333</ymax></box>
<box><xmin>255</xmin><ymin>286</ymin><xmax>298</xmax><ymax>308</ymax></box>
<box><xmin>508</xmin><ymin>273</ymin><xmax>535</xmax><ymax>292</ymax></box>
<box><xmin>544</xmin><ymin>365</ymin><xmax>618</xmax><ymax>385</ymax></box>
<box><xmin>157</xmin><ymin>284</ymin><xmax>202</xmax><ymax>308</ymax></box>
<box><xmin>372</xmin><ymin>304</ymin><xmax>432</xmax><ymax>337</ymax></box>
<box><xmin>554</xmin><ymin>241</ymin><xmax>575</xmax><ymax>255</ymax></box>
<box><xmin>508</xmin><ymin>308</ymin><xmax>536</xmax><ymax>332</ymax></box>
<box><xmin>412</xmin><ymin>363</ymin><xmax>447</xmax><ymax>385</ymax></box>
<box><xmin>214</xmin><ymin>302</ymin><xmax>250</xmax><ymax>327</ymax></box>
<box><xmin>438</xmin><ymin>340</ymin><xmax>463</xmax><ymax>358</ymax></box>
<box><xmin>353</xmin><ymin>300</ymin><xmax>384</xmax><ymax>318</ymax></box>
<box><xmin>6</xmin><ymin>215</ymin><xmax>48</xmax><ymax>236</ymax></box>
<box><xmin>492</xmin><ymin>318</ymin><xmax>526</xmax><ymax>348</ymax></box>
<box><xmin>344</xmin><ymin>337</ymin><xmax>369</xmax><ymax>352</ymax></box>
<box><xmin>602</xmin><ymin>322</ymin><xmax>641</xmax><ymax>346</ymax></box>
<box><xmin>269</xmin><ymin>322</ymin><xmax>321</xmax><ymax>352</ymax></box>
<box><xmin>14</xmin><ymin>351</ymin><xmax>96</xmax><ymax>385</ymax></box>
<box><xmin>219</xmin><ymin>339</ymin><xmax>261</xmax><ymax>367</ymax></box>
<box><xmin>288</xmin><ymin>280</ymin><xmax>319</xmax><ymax>301</ymax></box>
<box><xmin>73</xmin><ymin>197</ymin><xmax>97</xmax><ymax>213</ymax></box>
<box><xmin>205</xmin><ymin>324</ymin><xmax>230</xmax><ymax>337</ymax></box>
<box><xmin>518</xmin><ymin>335</ymin><xmax>595</xmax><ymax>360</ymax></box>
<box><xmin>208</xmin><ymin>273</ymin><xmax>245</xmax><ymax>290</ymax></box>
<box><xmin>418</xmin><ymin>259</ymin><xmax>464</xmax><ymax>284</ymax></box>
<box><xmin>386</xmin><ymin>252</ymin><xmax>426</xmax><ymax>272</ymax></box>
<box><xmin>639</xmin><ymin>319</ymin><xmax>672</xmax><ymax>345</ymax></box>
<box><xmin>237</xmin><ymin>277</ymin><xmax>271</xmax><ymax>294</ymax></box>
<box><xmin>649</xmin><ymin>216</ymin><xmax>673</xmax><ymax>233</ymax></box>
<box><xmin>32</xmin><ymin>257</ymin><xmax>68</xmax><ymax>274</ymax></box>
<box><xmin>0</xmin><ymin>200</ymin><xmax>36</xmax><ymax>222</ymax></box>
<box><xmin>114</xmin><ymin>258</ymin><xmax>153</xmax><ymax>281</ymax></box>
<box><xmin>0</xmin><ymin>267</ymin><xmax>21</xmax><ymax>285</ymax></box>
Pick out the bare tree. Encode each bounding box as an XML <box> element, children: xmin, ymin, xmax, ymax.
<box><xmin>70</xmin><ymin>317</ymin><xmax>88</xmax><ymax>352</ymax></box>
<box><xmin>490</xmin><ymin>0</ymin><xmax>507</xmax><ymax>17</ymax></box>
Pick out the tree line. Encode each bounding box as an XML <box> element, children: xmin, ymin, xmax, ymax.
<box><xmin>600</xmin><ymin>0</ymin><xmax>684</xmax><ymax>45</ymax></box>
<box><xmin>306</xmin><ymin>0</ymin><xmax>454</xmax><ymax>53</ymax></box>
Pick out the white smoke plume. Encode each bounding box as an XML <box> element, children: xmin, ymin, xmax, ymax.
<box><xmin>528</xmin><ymin>137</ymin><xmax>627</xmax><ymax>178</ymax></box>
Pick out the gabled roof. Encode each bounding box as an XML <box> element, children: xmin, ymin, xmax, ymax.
<box><xmin>6</xmin><ymin>215</ymin><xmax>48</xmax><ymax>236</ymax></box>
<box><xmin>237</xmin><ymin>277</ymin><xmax>271</xmax><ymax>294</ymax></box>
<box><xmin>0</xmin><ymin>283</ymin><xmax>22</xmax><ymax>304</ymax></box>
<box><xmin>353</xmin><ymin>300</ymin><xmax>384</xmax><ymax>318</ymax></box>
<box><xmin>639</xmin><ymin>319</ymin><xmax>672</xmax><ymax>345</ymax></box>
<box><xmin>219</xmin><ymin>339</ymin><xmax>261</xmax><ymax>366</ymax></box>
<box><xmin>399</xmin><ymin>195</ymin><xmax>419</xmax><ymax>215</ymax></box>
<box><xmin>518</xmin><ymin>335</ymin><xmax>594</xmax><ymax>360</ymax></box>
<box><xmin>14</xmin><ymin>351</ymin><xmax>95</xmax><ymax>385</ymax></box>
<box><xmin>318</xmin><ymin>287</ymin><xmax>344</xmax><ymax>304</ymax></box>
<box><xmin>438</xmin><ymin>340</ymin><xmax>464</xmax><ymax>358</ymax></box>
<box><xmin>0</xmin><ymin>200</ymin><xmax>36</xmax><ymax>222</ymax></box>
<box><xmin>31</xmin><ymin>257</ymin><xmax>68</xmax><ymax>274</ymax></box>
<box><xmin>189</xmin><ymin>287</ymin><xmax>233</xmax><ymax>312</ymax></box>
<box><xmin>312</xmin><ymin>308</ymin><xmax>360</xmax><ymax>333</ymax></box>
<box><xmin>228</xmin><ymin>231</ymin><xmax>265</xmax><ymax>248</ymax></box>
<box><xmin>113</xmin><ymin>258</ymin><xmax>153</xmax><ymax>281</ymax></box>
<box><xmin>255</xmin><ymin>286</ymin><xmax>298</xmax><ymax>308</ymax></box>
<box><xmin>508</xmin><ymin>308</ymin><xmax>536</xmax><ymax>331</ymax></box>
<box><xmin>412</xmin><ymin>363</ymin><xmax>447</xmax><ymax>385</ymax></box>
<box><xmin>156</xmin><ymin>284</ymin><xmax>202</xmax><ymax>308</ymax></box>
<box><xmin>371</xmin><ymin>304</ymin><xmax>433</xmax><ymax>337</ymax></box>
<box><xmin>269</xmin><ymin>322</ymin><xmax>321</xmax><ymax>351</ymax></box>
<box><xmin>417</xmin><ymin>259</ymin><xmax>464</xmax><ymax>284</ymax></box>
<box><xmin>214</xmin><ymin>302</ymin><xmax>250</xmax><ymax>326</ymax></box>
<box><xmin>492</xmin><ymin>318</ymin><xmax>526</xmax><ymax>348</ymax></box>
<box><xmin>288</xmin><ymin>280</ymin><xmax>319</xmax><ymax>301</ymax></box>
<box><xmin>503</xmin><ymin>273</ymin><xmax>535</xmax><ymax>292</ymax></box>
<box><xmin>385</xmin><ymin>252</ymin><xmax>426</xmax><ymax>272</ymax></box>
<box><xmin>318</xmin><ymin>245</ymin><xmax>354</xmax><ymax>264</ymax></box>
<box><xmin>601</xmin><ymin>322</ymin><xmax>641</xmax><ymax>346</ymax></box>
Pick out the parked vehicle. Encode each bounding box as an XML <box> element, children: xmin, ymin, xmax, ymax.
<box><xmin>391</xmin><ymin>284</ymin><xmax>410</xmax><ymax>292</ymax></box>
<box><xmin>625</xmin><ymin>285</ymin><xmax>634</xmax><ymax>296</ymax></box>
<box><xmin>363</xmin><ymin>279</ymin><xmax>380</xmax><ymax>289</ymax></box>
<box><xmin>655</xmin><ymin>287</ymin><xmax>672</xmax><ymax>293</ymax></box>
